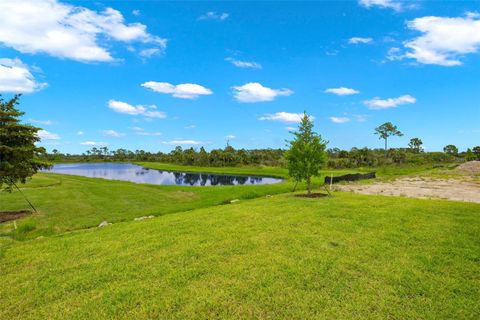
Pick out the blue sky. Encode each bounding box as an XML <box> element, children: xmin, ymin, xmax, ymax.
<box><xmin>0</xmin><ymin>0</ymin><xmax>479</xmax><ymax>153</ymax></box>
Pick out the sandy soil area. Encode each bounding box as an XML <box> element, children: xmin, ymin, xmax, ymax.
<box><xmin>336</xmin><ymin>177</ymin><xmax>480</xmax><ymax>203</ymax></box>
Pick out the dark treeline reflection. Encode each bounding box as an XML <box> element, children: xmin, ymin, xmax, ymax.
<box><xmin>171</xmin><ymin>172</ymin><xmax>264</xmax><ymax>186</ymax></box>
<box><xmin>43</xmin><ymin>163</ymin><xmax>283</xmax><ymax>186</ymax></box>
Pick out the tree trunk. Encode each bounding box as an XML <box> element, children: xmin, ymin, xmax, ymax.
<box><xmin>307</xmin><ymin>176</ymin><xmax>311</xmax><ymax>195</ymax></box>
<box><xmin>384</xmin><ymin>138</ymin><xmax>387</xmax><ymax>151</ymax></box>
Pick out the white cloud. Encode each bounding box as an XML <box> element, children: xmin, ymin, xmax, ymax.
<box><xmin>29</xmin><ymin>119</ymin><xmax>53</xmax><ymax>125</ymax></box>
<box><xmin>226</xmin><ymin>135</ymin><xmax>236</xmax><ymax>140</ymax></box>
<box><xmin>0</xmin><ymin>0</ymin><xmax>166</xmax><ymax>63</ymax></box>
<box><xmin>132</xmin><ymin>10</ymin><xmax>140</xmax><ymax>16</ymax></box>
<box><xmin>37</xmin><ymin>130</ymin><xmax>60</xmax><ymax>140</ymax></box>
<box><xmin>364</xmin><ymin>94</ymin><xmax>416</xmax><ymax>109</ymax></box>
<box><xmin>233</xmin><ymin>82</ymin><xmax>293</xmax><ymax>103</ymax></box>
<box><xmin>329</xmin><ymin>117</ymin><xmax>351</xmax><ymax>124</ymax></box>
<box><xmin>0</xmin><ymin>58</ymin><xmax>47</xmax><ymax>93</ymax></box>
<box><xmin>348</xmin><ymin>37</ymin><xmax>373</xmax><ymax>44</ymax></box>
<box><xmin>162</xmin><ymin>140</ymin><xmax>205</xmax><ymax>145</ymax></box>
<box><xmin>81</xmin><ymin>141</ymin><xmax>108</xmax><ymax>146</ymax></box>
<box><xmin>358</xmin><ymin>0</ymin><xmax>402</xmax><ymax>11</ymax></box>
<box><xmin>324</xmin><ymin>87</ymin><xmax>360</xmax><ymax>96</ymax></box>
<box><xmin>285</xmin><ymin>126</ymin><xmax>296</xmax><ymax>131</ymax></box>
<box><xmin>225</xmin><ymin>57</ymin><xmax>262</xmax><ymax>69</ymax></box>
<box><xmin>259</xmin><ymin>112</ymin><xmax>313</xmax><ymax>124</ymax></box>
<box><xmin>77</xmin><ymin>131</ymin><xmax>84</xmax><ymax>135</ymax></box>
<box><xmin>131</xmin><ymin>127</ymin><xmax>161</xmax><ymax>136</ymax></box>
<box><xmin>108</xmin><ymin>100</ymin><xmax>166</xmax><ymax>118</ymax></box>
<box><xmin>402</xmin><ymin>14</ymin><xmax>480</xmax><ymax>66</ymax></box>
<box><xmin>386</xmin><ymin>47</ymin><xmax>403</xmax><ymax>61</ymax></box>
<box><xmin>198</xmin><ymin>12</ymin><xmax>229</xmax><ymax>21</ymax></box>
<box><xmin>141</xmin><ymin>82</ymin><xmax>213</xmax><ymax>99</ymax></box>
<box><xmin>185</xmin><ymin>125</ymin><xmax>196</xmax><ymax>129</ymax></box>
<box><xmin>102</xmin><ymin>129</ymin><xmax>125</xmax><ymax>137</ymax></box>
<box><xmin>139</xmin><ymin>48</ymin><xmax>161</xmax><ymax>58</ymax></box>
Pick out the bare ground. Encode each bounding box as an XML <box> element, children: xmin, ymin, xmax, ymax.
<box><xmin>336</xmin><ymin>177</ymin><xmax>480</xmax><ymax>203</ymax></box>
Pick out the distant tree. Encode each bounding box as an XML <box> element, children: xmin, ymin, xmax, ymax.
<box><xmin>0</xmin><ymin>94</ymin><xmax>51</xmax><ymax>194</ymax></box>
<box><xmin>374</xmin><ymin>122</ymin><xmax>403</xmax><ymax>152</ymax></box>
<box><xmin>285</xmin><ymin>113</ymin><xmax>328</xmax><ymax>195</ymax></box>
<box><xmin>465</xmin><ymin>148</ymin><xmax>476</xmax><ymax>161</ymax></box>
<box><xmin>473</xmin><ymin>146</ymin><xmax>480</xmax><ymax>160</ymax></box>
<box><xmin>408</xmin><ymin>137</ymin><xmax>423</xmax><ymax>153</ymax></box>
<box><xmin>443</xmin><ymin>144</ymin><xmax>458</xmax><ymax>156</ymax></box>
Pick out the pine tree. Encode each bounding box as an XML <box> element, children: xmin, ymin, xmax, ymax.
<box><xmin>285</xmin><ymin>113</ymin><xmax>328</xmax><ymax>195</ymax></box>
<box><xmin>0</xmin><ymin>94</ymin><xmax>51</xmax><ymax>192</ymax></box>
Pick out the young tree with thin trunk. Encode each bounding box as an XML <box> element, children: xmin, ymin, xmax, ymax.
<box><xmin>374</xmin><ymin>122</ymin><xmax>403</xmax><ymax>152</ymax></box>
<box><xmin>285</xmin><ymin>113</ymin><xmax>328</xmax><ymax>195</ymax></box>
<box><xmin>0</xmin><ymin>95</ymin><xmax>51</xmax><ymax>195</ymax></box>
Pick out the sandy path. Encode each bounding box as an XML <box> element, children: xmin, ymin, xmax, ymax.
<box><xmin>336</xmin><ymin>177</ymin><xmax>480</xmax><ymax>203</ymax></box>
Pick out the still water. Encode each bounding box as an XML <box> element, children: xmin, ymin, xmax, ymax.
<box><xmin>43</xmin><ymin>163</ymin><xmax>283</xmax><ymax>186</ymax></box>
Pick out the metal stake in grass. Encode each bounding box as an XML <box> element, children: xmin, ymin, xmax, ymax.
<box><xmin>11</xmin><ymin>180</ymin><xmax>38</xmax><ymax>213</ymax></box>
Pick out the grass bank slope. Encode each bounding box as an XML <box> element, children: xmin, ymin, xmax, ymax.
<box><xmin>1</xmin><ymin>193</ymin><xmax>479</xmax><ymax>319</ymax></box>
<box><xmin>0</xmin><ymin>171</ymin><xmax>295</xmax><ymax>239</ymax></box>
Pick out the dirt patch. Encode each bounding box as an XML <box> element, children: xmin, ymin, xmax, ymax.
<box><xmin>295</xmin><ymin>193</ymin><xmax>329</xmax><ymax>198</ymax></box>
<box><xmin>455</xmin><ymin>161</ymin><xmax>480</xmax><ymax>174</ymax></box>
<box><xmin>0</xmin><ymin>210</ymin><xmax>31</xmax><ymax>223</ymax></box>
<box><xmin>336</xmin><ymin>177</ymin><xmax>480</xmax><ymax>203</ymax></box>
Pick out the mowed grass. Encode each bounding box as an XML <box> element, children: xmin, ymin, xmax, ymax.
<box><xmin>1</xmin><ymin>192</ymin><xmax>479</xmax><ymax>319</ymax></box>
<box><xmin>0</xmin><ymin>172</ymin><xmax>292</xmax><ymax>239</ymax></box>
<box><xmin>0</xmin><ymin>165</ymin><xmax>357</xmax><ymax>239</ymax></box>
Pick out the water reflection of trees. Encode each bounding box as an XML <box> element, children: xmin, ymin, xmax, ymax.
<box><xmin>171</xmin><ymin>172</ymin><xmax>265</xmax><ymax>186</ymax></box>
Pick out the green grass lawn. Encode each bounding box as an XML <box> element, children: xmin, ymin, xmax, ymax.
<box><xmin>1</xmin><ymin>192</ymin><xmax>479</xmax><ymax>319</ymax></box>
<box><xmin>0</xmin><ymin>165</ymin><xmax>358</xmax><ymax>239</ymax></box>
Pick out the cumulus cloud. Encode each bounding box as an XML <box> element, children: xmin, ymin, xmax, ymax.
<box><xmin>225</xmin><ymin>57</ymin><xmax>262</xmax><ymax>69</ymax></box>
<box><xmin>364</xmin><ymin>94</ymin><xmax>416</xmax><ymax>109</ymax></box>
<box><xmin>162</xmin><ymin>140</ymin><xmax>205</xmax><ymax>145</ymax></box>
<box><xmin>358</xmin><ymin>0</ymin><xmax>402</xmax><ymax>11</ymax></box>
<box><xmin>259</xmin><ymin>112</ymin><xmax>313</xmax><ymax>124</ymax></box>
<box><xmin>348</xmin><ymin>37</ymin><xmax>373</xmax><ymax>44</ymax></box>
<box><xmin>141</xmin><ymin>82</ymin><xmax>213</xmax><ymax>99</ymax></box>
<box><xmin>108</xmin><ymin>100</ymin><xmax>166</xmax><ymax>118</ymax></box>
<box><xmin>81</xmin><ymin>141</ymin><xmax>108</xmax><ymax>146</ymax></box>
<box><xmin>0</xmin><ymin>58</ymin><xmax>47</xmax><ymax>93</ymax></box>
<box><xmin>0</xmin><ymin>0</ymin><xmax>166</xmax><ymax>62</ymax></box>
<box><xmin>402</xmin><ymin>14</ymin><xmax>480</xmax><ymax>66</ymax></box>
<box><xmin>324</xmin><ymin>87</ymin><xmax>360</xmax><ymax>96</ymax></box>
<box><xmin>233</xmin><ymin>82</ymin><xmax>293</xmax><ymax>103</ymax></box>
<box><xmin>102</xmin><ymin>129</ymin><xmax>125</xmax><ymax>137</ymax></box>
<box><xmin>37</xmin><ymin>130</ymin><xmax>60</xmax><ymax>140</ymax></box>
<box><xmin>329</xmin><ymin>117</ymin><xmax>351</xmax><ymax>123</ymax></box>
<box><xmin>198</xmin><ymin>12</ymin><xmax>229</xmax><ymax>21</ymax></box>
<box><xmin>77</xmin><ymin>131</ymin><xmax>84</xmax><ymax>135</ymax></box>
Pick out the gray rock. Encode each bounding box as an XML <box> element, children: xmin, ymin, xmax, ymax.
<box><xmin>98</xmin><ymin>221</ymin><xmax>111</xmax><ymax>228</ymax></box>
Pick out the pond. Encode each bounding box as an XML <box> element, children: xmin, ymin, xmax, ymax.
<box><xmin>42</xmin><ymin>163</ymin><xmax>283</xmax><ymax>186</ymax></box>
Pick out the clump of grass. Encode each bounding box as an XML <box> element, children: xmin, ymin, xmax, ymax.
<box><xmin>12</xmin><ymin>221</ymin><xmax>36</xmax><ymax>240</ymax></box>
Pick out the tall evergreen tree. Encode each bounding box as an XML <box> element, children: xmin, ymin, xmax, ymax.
<box><xmin>0</xmin><ymin>95</ymin><xmax>50</xmax><ymax>192</ymax></box>
<box><xmin>285</xmin><ymin>113</ymin><xmax>328</xmax><ymax>194</ymax></box>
